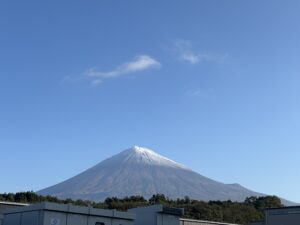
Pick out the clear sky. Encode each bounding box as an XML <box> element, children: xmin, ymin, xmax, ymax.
<box><xmin>1</xmin><ymin>0</ymin><xmax>300</xmax><ymax>203</ymax></box>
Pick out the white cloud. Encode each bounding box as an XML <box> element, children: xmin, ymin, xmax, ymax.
<box><xmin>60</xmin><ymin>75</ymin><xmax>82</xmax><ymax>84</ymax></box>
<box><xmin>85</xmin><ymin>55</ymin><xmax>161</xmax><ymax>83</ymax></box>
<box><xmin>90</xmin><ymin>79</ymin><xmax>103</xmax><ymax>86</ymax></box>
<box><xmin>172</xmin><ymin>39</ymin><xmax>212</xmax><ymax>65</ymax></box>
<box><xmin>181</xmin><ymin>53</ymin><xmax>199</xmax><ymax>64</ymax></box>
<box><xmin>180</xmin><ymin>53</ymin><xmax>210</xmax><ymax>64</ymax></box>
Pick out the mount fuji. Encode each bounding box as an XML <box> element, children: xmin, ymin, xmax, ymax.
<box><xmin>38</xmin><ymin>146</ymin><xmax>289</xmax><ymax>204</ymax></box>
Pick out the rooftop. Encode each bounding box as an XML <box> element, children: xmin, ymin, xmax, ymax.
<box><xmin>180</xmin><ymin>218</ymin><xmax>240</xmax><ymax>225</ymax></box>
<box><xmin>0</xmin><ymin>201</ymin><xmax>29</xmax><ymax>206</ymax></box>
<box><xmin>266</xmin><ymin>205</ymin><xmax>300</xmax><ymax>211</ymax></box>
<box><xmin>3</xmin><ymin>202</ymin><xmax>135</xmax><ymax>220</ymax></box>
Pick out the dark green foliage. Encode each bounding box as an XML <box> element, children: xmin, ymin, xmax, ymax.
<box><xmin>104</xmin><ymin>195</ymin><xmax>147</xmax><ymax>210</ymax></box>
<box><xmin>245</xmin><ymin>196</ymin><xmax>282</xmax><ymax>210</ymax></box>
<box><xmin>149</xmin><ymin>194</ymin><xmax>167</xmax><ymax>204</ymax></box>
<box><xmin>0</xmin><ymin>192</ymin><xmax>282</xmax><ymax>225</ymax></box>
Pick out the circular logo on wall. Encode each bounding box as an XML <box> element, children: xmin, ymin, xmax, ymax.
<box><xmin>50</xmin><ymin>218</ymin><xmax>60</xmax><ymax>225</ymax></box>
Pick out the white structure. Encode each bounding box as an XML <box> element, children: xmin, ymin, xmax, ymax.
<box><xmin>2</xmin><ymin>201</ymin><xmax>242</xmax><ymax>225</ymax></box>
<box><xmin>3</xmin><ymin>202</ymin><xmax>135</xmax><ymax>225</ymax></box>
<box><xmin>129</xmin><ymin>204</ymin><xmax>184</xmax><ymax>225</ymax></box>
<box><xmin>180</xmin><ymin>218</ymin><xmax>240</xmax><ymax>225</ymax></box>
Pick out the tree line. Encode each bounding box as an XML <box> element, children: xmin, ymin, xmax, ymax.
<box><xmin>0</xmin><ymin>192</ymin><xmax>282</xmax><ymax>225</ymax></box>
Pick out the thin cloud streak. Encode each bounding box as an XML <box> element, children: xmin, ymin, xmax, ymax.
<box><xmin>186</xmin><ymin>88</ymin><xmax>216</xmax><ymax>100</ymax></box>
<box><xmin>85</xmin><ymin>55</ymin><xmax>161</xmax><ymax>83</ymax></box>
<box><xmin>180</xmin><ymin>53</ymin><xmax>210</xmax><ymax>64</ymax></box>
<box><xmin>172</xmin><ymin>39</ymin><xmax>217</xmax><ymax>65</ymax></box>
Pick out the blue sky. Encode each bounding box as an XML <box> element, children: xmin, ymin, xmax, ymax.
<box><xmin>1</xmin><ymin>0</ymin><xmax>300</xmax><ymax>203</ymax></box>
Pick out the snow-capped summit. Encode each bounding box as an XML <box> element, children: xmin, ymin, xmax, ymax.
<box><xmin>120</xmin><ymin>146</ymin><xmax>188</xmax><ymax>169</ymax></box>
<box><xmin>38</xmin><ymin>146</ymin><xmax>283</xmax><ymax>203</ymax></box>
<box><xmin>131</xmin><ymin>145</ymin><xmax>152</xmax><ymax>153</ymax></box>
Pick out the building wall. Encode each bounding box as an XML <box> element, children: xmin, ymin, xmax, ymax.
<box><xmin>3</xmin><ymin>212</ymin><xmax>22</xmax><ymax>225</ymax></box>
<box><xmin>129</xmin><ymin>209</ymin><xmax>155</xmax><ymax>225</ymax></box>
<box><xmin>3</xmin><ymin>211</ymin><xmax>42</xmax><ymax>225</ymax></box>
<box><xmin>0</xmin><ymin>201</ymin><xmax>29</xmax><ymax>225</ymax></box>
<box><xmin>129</xmin><ymin>205</ymin><xmax>182</xmax><ymax>225</ymax></box>
<box><xmin>0</xmin><ymin>203</ymin><xmax>27</xmax><ymax>215</ymax></box>
<box><xmin>4</xmin><ymin>210</ymin><xmax>133</xmax><ymax>225</ymax></box>
<box><xmin>157</xmin><ymin>213</ymin><xmax>180</xmax><ymax>225</ymax></box>
<box><xmin>265</xmin><ymin>207</ymin><xmax>300</xmax><ymax>225</ymax></box>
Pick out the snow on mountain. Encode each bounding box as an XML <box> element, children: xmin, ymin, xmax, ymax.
<box><xmin>116</xmin><ymin>146</ymin><xmax>189</xmax><ymax>169</ymax></box>
<box><xmin>38</xmin><ymin>146</ymin><xmax>294</xmax><ymax>205</ymax></box>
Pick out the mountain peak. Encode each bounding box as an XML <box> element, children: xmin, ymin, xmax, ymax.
<box><xmin>130</xmin><ymin>145</ymin><xmax>154</xmax><ymax>154</ymax></box>
<box><xmin>39</xmin><ymin>145</ymin><xmax>290</xmax><ymax>204</ymax></box>
<box><xmin>121</xmin><ymin>146</ymin><xmax>188</xmax><ymax>169</ymax></box>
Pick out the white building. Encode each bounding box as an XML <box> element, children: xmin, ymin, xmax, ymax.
<box><xmin>2</xmin><ymin>202</ymin><xmax>135</xmax><ymax>225</ymax></box>
<box><xmin>129</xmin><ymin>204</ymin><xmax>184</xmax><ymax>225</ymax></box>
<box><xmin>129</xmin><ymin>205</ymin><xmax>239</xmax><ymax>225</ymax></box>
<box><xmin>1</xmin><ymin>201</ymin><xmax>242</xmax><ymax>225</ymax></box>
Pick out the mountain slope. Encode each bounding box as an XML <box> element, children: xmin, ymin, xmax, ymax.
<box><xmin>37</xmin><ymin>146</ymin><xmax>287</xmax><ymax>203</ymax></box>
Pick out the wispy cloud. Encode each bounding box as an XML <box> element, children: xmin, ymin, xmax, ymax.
<box><xmin>61</xmin><ymin>55</ymin><xmax>161</xmax><ymax>87</ymax></box>
<box><xmin>90</xmin><ymin>79</ymin><xmax>103</xmax><ymax>86</ymax></box>
<box><xmin>61</xmin><ymin>75</ymin><xmax>82</xmax><ymax>84</ymax></box>
<box><xmin>172</xmin><ymin>39</ymin><xmax>221</xmax><ymax>65</ymax></box>
<box><xmin>186</xmin><ymin>88</ymin><xmax>216</xmax><ymax>99</ymax></box>
<box><xmin>85</xmin><ymin>55</ymin><xmax>161</xmax><ymax>84</ymax></box>
<box><xmin>180</xmin><ymin>53</ymin><xmax>210</xmax><ymax>64</ymax></box>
